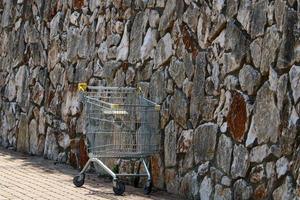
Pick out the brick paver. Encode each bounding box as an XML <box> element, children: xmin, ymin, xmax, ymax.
<box><xmin>0</xmin><ymin>147</ymin><xmax>180</xmax><ymax>200</ymax></box>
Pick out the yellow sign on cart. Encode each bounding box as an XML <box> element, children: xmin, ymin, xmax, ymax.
<box><xmin>78</xmin><ymin>83</ymin><xmax>87</xmax><ymax>91</ymax></box>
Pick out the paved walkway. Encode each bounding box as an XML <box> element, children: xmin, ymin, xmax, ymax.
<box><xmin>0</xmin><ymin>147</ymin><xmax>179</xmax><ymax>200</ymax></box>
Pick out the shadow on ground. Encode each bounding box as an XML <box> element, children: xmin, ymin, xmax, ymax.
<box><xmin>0</xmin><ymin>146</ymin><xmax>182</xmax><ymax>200</ymax></box>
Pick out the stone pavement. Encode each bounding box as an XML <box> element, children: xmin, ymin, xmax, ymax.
<box><xmin>0</xmin><ymin>147</ymin><xmax>180</xmax><ymax>200</ymax></box>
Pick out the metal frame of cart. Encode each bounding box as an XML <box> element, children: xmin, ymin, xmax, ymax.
<box><xmin>73</xmin><ymin>85</ymin><xmax>161</xmax><ymax>195</ymax></box>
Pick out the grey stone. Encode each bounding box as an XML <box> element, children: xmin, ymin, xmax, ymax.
<box><xmin>233</xmin><ymin>179</ymin><xmax>253</xmax><ymax>200</ymax></box>
<box><xmin>50</xmin><ymin>12</ymin><xmax>63</xmax><ymax>40</ymax></box>
<box><xmin>276</xmin><ymin>74</ymin><xmax>289</xmax><ymax>112</ymax></box>
<box><xmin>158</xmin><ymin>0</ymin><xmax>184</xmax><ymax>35</ymax></box>
<box><xmin>169</xmin><ymin>58</ymin><xmax>186</xmax><ymax>88</ymax></box>
<box><xmin>200</xmin><ymin>97</ymin><xmax>219</xmax><ymax>122</ymax></box>
<box><xmin>149</xmin><ymin>69</ymin><xmax>167</xmax><ymax>104</ymax></box>
<box><xmin>205</xmin><ymin>76</ymin><xmax>215</xmax><ymax>96</ymax></box>
<box><xmin>16</xmin><ymin>66</ymin><xmax>30</xmax><ymax>111</ymax></box>
<box><xmin>58</xmin><ymin>133</ymin><xmax>70</xmax><ymax>150</ymax></box>
<box><xmin>128</xmin><ymin>11</ymin><xmax>148</xmax><ymax>64</ymax></box>
<box><xmin>250</xmin><ymin>164</ymin><xmax>265</xmax><ymax>183</ymax></box>
<box><xmin>17</xmin><ymin>113</ymin><xmax>29</xmax><ymax>153</ymax></box>
<box><xmin>137</xmin><ymin>61</ymin><xmax>153</xmax><ymax>81</ymax></box>
<box><xmin>225</xmin><ymin>0</ymin><xmax>239</xmax><ymax>18</ymax></box>
<box><xmin>61</xmin><ymin>91</ymin><xmax>81</xmax><ymax>117</ymax></box>
<box><xmin>154</xmin><ymin>33</ymin><xmax>173</xmax><ymax>68</ymax></box>
<box><xmin>276</xmin><ymin>157</ymin><xmax>289</xmax><ymax>179</ymax></box>
<box><xmin>70</xmin><ymin>11</ymin><xmax>80</xmax><ymax>26</ymax></box>
<box><xmin>116</xmin><ymin>21</ymin><xmax>129</xmax><ymax>61</ymax></box>
<box><xmin>276</xmin><ymin>9</ymin><xmax>298</xmax><ymax>70</ymax></box>
<box><xmin>170</xmin><ymin>89</ymin><xmax>188</xmax><ymax>128</ymax></box>
<box><xmin>140</xmin><ymin>28</ymin><xmax>157</xmax><ymax>62</ymax></box>
<box><xmin>29</xmin><ymin>119</ymin><xmax>38</xmax><ymax>155</ymax></box>
<box><xmin>164</xmin><ymin>120</ymin><xmax>180</xmax><ymax>167</ymax></box>
<box><xmin>274</xmin><ymin>0</ymin><xmax>286</xmax><ymax>32</ymax></box>
<box><xmin>211</xmin><ymin>62</ymin><xmax>220</xmax><ymax>92</ymax></box>
<box><xmin>66</xmin><ymin>27</ymin><xmax>80</xmax><ymax>62</ymax></box>
<box><xmin>1</xmin><ymin>0</ymin><xmax>14</xmax><ymax>28</ymax></box>
<box><xmin>197</xmin><ymin>2</ymin><xmax>211</xmax><ymax>49</ymax></box>
<box><xmin>114</xmin><ymin>21</ymin><xmax>124</xmax><ymax>34</ymax></box>
<box><xmin>183</xmin><ymin>3</ymin><xmax>200</xmax><ymax>33</ymax></box>
<box><xmin>176</xmin><ymin>129</ymin><xmax>193</xmax><ymax>154</ymax></box>
<box><xmin>214</xmin><ymin>184</ymin><xmax>232</xmax><ymax>200</ymax></box>
<box><xmin>165</xmin><ymin>169</ymin><xmax>180</xmax><ymax>194</ymax></box>
<box><xmin>260</xmin><ymin>26</ymin><xmax>281</xmax><ymax>75</ymax></box>
<box><xmin>5</xmin><ymin>75</ymin><xmax>16</xmax><ymax>101</ymax></box>
<box><xmin>224</xmin><ymin>21</ymin><xmax>250</xmax><ymax>74</ymax></box>
<box><xmin>48</xmin><ymin>39</ymin><xmax>61</xmax><ymax>71</ymax></box>
<box><xmin>102</xmin><ymin>61</ymin><xmax>121</xmax><ymax>83</ymax></box>
<box><xmin>273</xmin><ymin>176</ymin><xmax>295</xmax><ymax>200</ymax></box>
<box><xmin>216</xmin><ymin>134</ymin><xmax>233</xmax><ymax>174</ymax></box>
<box><xmin>180</xmin><ymin>171</ymin><xmax>199</xmax><ymax>199</ymax></box>
<box><xmin>250</xmin><ymin>0</ymin><xmax>268</xmax><ymax>38</ymax></box>
<box><xmin>106</xmin><ymin>34</ymin><xmax>121</xmax><ymax>47</ymax></box>
<box><xmin>211</xmin><ymin>167</ymin><xmax>225</xmax><ymax>185</ymax></box>
<box><xmin>49</xmin><ymin>64</ymin><xmax>64</xmax><ymax>87</ymax></box>
<box><xmin>199</xmin><ymin>176</ymin><xmax>213</xmax><ymax>200</ymax></box>
<box><xmin>198</xmin><ymin>161</ymin><xmax>210</xmax><ymax>176</ymax></box>
<box><xmin>239</xmin><ymin>65</ymin><xmax>261</xmax><ymax>95</ymax></box>
<box><xmin>269</xmin><ymin>67</ymin><xmax>279</xmax><ymax>92</ymax></box>
<box><xmin>190</xmin><ymin>52</ymin><xmax>206</xmax><ymax>127</ymax></box>
<box><xmin>237</xmin><ymin>0</ymin><xmax>252</xmax><ymax>32</ymax></box>
<box><xmin>149</xmin><ymin>10</ymin><xmax>159</xmax><ymax>28</ymax></box>
<box><xmin>250</xmin><ymin>37</ymin><xmax>262</xmax><ymax>70</ymax></box>
<box><xmin>289</xmin><ymin>65</ymin><xmax>300</xmax><ymax>103</ymax></box>
<box><xmin>183</xmin><ymin>53</ymin><xmax>194</xmax><ymax>80</ymax></box>
<box><xmin>250</xmin><ymin>144</ymin><xmax>270</xmax><ymax>163</ymax></box>
<box><xmin>44</xmin><ymin>128</ymin><xmax>59</xmax><ymax>161</ymax></box>
<box><xmin>231</xmin><ymin>144</ymin><xmax>249</xmax><ymax>179</ymax></box>
<box><xmin>221</xmin><ymin>176</ymin><xmax>231</xmax><ymax>187</ymax></box>
<box><xmin>31</xmin><ymin>82</ymin><xmax>44</xmax><ymax>106</ymax></box>
<box><xmin>194</xmin><ymin>123</ymin><xmax>218</xmax><ymax>164</ymax></box>
<box><xmin>182</xmin><ymin>78</ymin><xmax>193</xmax><ymax>98</ymax></box>
<box><xmin>224</xmin><ymin>75</ymin><xmax>239</xmax><ymax>91</ymax></box>
<box><xmin>98</xmin><ymin>42</ymin><xmax>108</xmax><ymax>63</ymax></box>
<box><xmin>266</xmin><ymin>161</ymin><xmax>276</xmax><ymax>179</ymax></box>
<box><xmin>78</xmin><ymin>26</ymin><xmax>95</xmax><ymax>59</ymax></box>
<box><xmin>125</xmin><ymin>67</ymin><xmax>135</xmax><ymax>85</ymax></box>
<box><xmin>269</xmin><ymin>145</ymin><xmax>282</xmax><ymax>158</ymax></box>
<box><xmin>246</xmin><ymin>82</ymin><xmax>280</xmax><ymax>147</ymax></box>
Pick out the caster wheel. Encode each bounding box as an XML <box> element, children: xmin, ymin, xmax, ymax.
<box><xmin>133</xmin><ymin>177</ymin><xmax>140</xmax><ymax>188</ymax></box>
<box><xmin>113</xmin><ymin>181</ymin><xmax>125</xmax><ymax>195</ymax></box>
<box><xmin>144</xmin><ymin>181</ymin><xmax>152</xmax><ymax>195</ymax></box>
<box><xmin>73</xmin><ymin>174</ymin><xmax>85</xmax><ymax>187</ymax></box>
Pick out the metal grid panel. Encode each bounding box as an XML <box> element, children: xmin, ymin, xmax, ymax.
<box><xmin>82</xmin><ymin>87</ymin><xmax>160</xmax><ymax>158</ymax></box>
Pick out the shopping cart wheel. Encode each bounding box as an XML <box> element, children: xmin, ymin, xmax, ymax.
<box><xmin>113</xmin><ymin>181</ymin><xmax>125</xmax><ymax>195</ymax></box>
<box><xmin>143</xmin><ymin>181</ymin><xmax>152</xmax><ymax>195</ymax></box>
<box><xmin>73</xmin><ymin>174</ymin><xmax>85</xmax><ymax>187</ymax></box>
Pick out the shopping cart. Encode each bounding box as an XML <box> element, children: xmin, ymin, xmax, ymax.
<box><xmin>73</xmin><ymin>84</ymin><xmax>161</xmax><ymax>195</ymax></box>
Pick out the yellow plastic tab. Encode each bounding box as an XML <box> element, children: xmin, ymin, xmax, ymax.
<box><xmin>78</xmin><ymin>83</ymin><xmax>87</xmax><ymax>91</ymax></box>
<box><xmin>111</xmin><ymin>104</ymin><xmax>120</xmax><ymax>109</ymax></box>
<box><xmin>155</xmin><ymin>105</ymin><xmax>161</xmax><ymax>111</ymax></box>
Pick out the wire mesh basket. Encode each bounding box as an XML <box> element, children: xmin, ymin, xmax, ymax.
<box><xmin>83</xmin><ymin>86</ymin><xmax>161</xmax><ymax>158</ymax></box>
<box><xmin>73</xmin><ymin>85</ymin><xmax>161</xmax><ymax>195</ymax></box>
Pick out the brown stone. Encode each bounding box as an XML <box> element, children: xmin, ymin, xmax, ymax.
<box><xmin>78</xmin><ymin>136</ymin><xmax>89</xmax><ymax>169</ymax></box>
<box><xmin>69</xmin><ymin>150</ymin><xmax>78</xmax><ymax>168</ymax></box>
<box><xmin>254</xmin><ymin>184</ymin><xmax>268</xmax><ymax>200</ymax></box>
<box><xmin>227</xmin><ymin>91</ymin><xmax>247</xmax><ymax>142</ymax></box>
<box><xmin>73</xmin><ymin>0</ymin><xmax>84</xmax><ymax>9</ymax></box>
<box><xmin>150</xmin><ymin>155</ymin><xmax>164</xmax><ymax>189</ymax></box>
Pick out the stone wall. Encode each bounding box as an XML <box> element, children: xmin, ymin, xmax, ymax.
<box><xmin>0</xmin><ymin>0</ymin><xmax>300</xmax><ymax>199</ymax></box>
